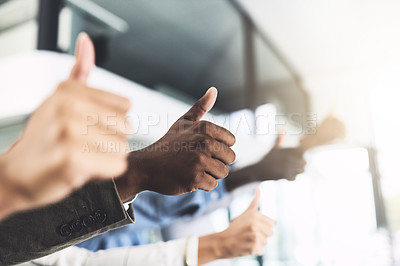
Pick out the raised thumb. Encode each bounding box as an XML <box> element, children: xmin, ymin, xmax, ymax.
<box><xmin>274</xmin><ymin>129</ymin><xmax>285</xmax><ymax>148</ymax></box>
<box><xmin>246</xmin><ymin>188</ymin><xmax>261</xmax><ymax>211</ymax></box>
<box><xmin>69</xmin><ymin>32</ymin><xmax>95</xmax><ymax>83</ymax></box>
<box><xmin>180</xmin><ymin>87</ymin><xmax>217</xmax><ymax>121</ymax></box>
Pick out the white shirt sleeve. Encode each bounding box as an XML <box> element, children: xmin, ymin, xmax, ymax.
<box><xmin>18</xmin><ymin>236</ymin><xmax>199</xmax><ymax>266</ymax></box>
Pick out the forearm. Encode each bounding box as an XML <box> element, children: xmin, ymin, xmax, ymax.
<box><xmin>0</xmin><ymin>187</ymin><xmax>15</xmax><ymax>221</ymax></box>
<box><xmin>224</xmin><ymin>166</ymin><xmax>259</xmax><ymax>192</ymax></box>
<box><xmin>0</xmin><ymin>154</ymin><xmax>19</xmax><ymax>221</ymax></box>
<box><xmin>114</xmin><ymin>151</ymin><xmax>146</xmax><ymax>202</ymax></box>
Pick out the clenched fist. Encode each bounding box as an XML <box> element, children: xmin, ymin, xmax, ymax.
<box><xmin>115</xmin><ymin>87</ymin><xmax>236</xmax><ymax>199</ymax></box>
<box><xmin>0</xmin><ymin>33</ymin><xmax>131</xmax><ymax>219</ymax></box>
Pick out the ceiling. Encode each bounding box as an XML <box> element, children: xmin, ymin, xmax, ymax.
<box><xmin>90</xmin><ymin>0</ymin><xmax>247</xmax><ymax>112</ymax></box>
<box><xmin>84</xmin><ymin>0</ymin><xmax>306</xmax><ymax>114</ymax></box>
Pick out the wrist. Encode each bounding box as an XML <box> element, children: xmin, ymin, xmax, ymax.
<box><xmin>225</xmin><ymin>166</ymin><xmax>259</xmax><ymax>192</ymax></box>
<box><xmin>198</xmin><ymin>232</ymin><xmax>229</xmax><ymax>265</ymax></box>
<box><xmin>0</xmin><ymin>154</ymin><xmax>20</xmax><ymax>219</ymax></box>
<box><xmin>198</xmin><ymin>233</ymin><xmax>224</xmax><ymax>265</ymax></box>
<box><xmin>114</xmin><ymin>151</ymin><xmax>148</xmax><ymax>202</ymax></box>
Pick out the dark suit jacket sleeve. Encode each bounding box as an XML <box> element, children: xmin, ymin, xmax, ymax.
<box><xmin>0</xmin><ymin>180</ymin><xmax>134</xmax><ymax>265</ymax></box>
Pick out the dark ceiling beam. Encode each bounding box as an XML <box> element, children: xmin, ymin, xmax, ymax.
<box><xmin>37</xmin><ymin>0</ymin><xmax>63</xmax><ymax>51</ymax></box>
<box><xmin>228</xmin><ymin>0</ymin><xmax>309</xmax><ymax>112</ymax></box>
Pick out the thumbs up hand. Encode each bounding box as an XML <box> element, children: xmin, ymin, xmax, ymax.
<box><xmin>204</xmin><ymin>188</ymin><xmax>275</xmax><ymax>261</ymax></box>
<box><xmin>255</xmin><ymin>133</ymin><xmax>306</xmax><ymax>181</ymax></box>
<box><xmin>0</xmin><ymin>33</ymin><xmax>131</xmax><ymax>219</ymax></box>
<box><xmin>115</xmin><ymin>87</ymin><xmax>236</xmax><ymax>199</ymax></box>
<box><xmin>299</xmin><ymin>115</ymin><xmax>346</xmax><ymax>150</ymax></box>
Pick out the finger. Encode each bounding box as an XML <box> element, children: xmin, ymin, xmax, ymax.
<box><xmin>254</xmin><ymin>220</ymin><xmax>274</xmax><ymax>237</ymax></box>
<box><xmin>287</xmin><ymin>159</ymin><xmax>306</xmax><ymax>173</ymax></box>
<box><xmin>89</xmin><ymin>154</ymin><xmax>129</xmax><ymax>179</ymax></box>
<box><xmin>246</xmin><ymin>188</ymin><xmax>261</xmax><ymax>211</ymax></box>
<box><xmin>260</xmin><ymin>214</ymin><xmax>277</xmax><ymax>226</ymax></box>
<box><xmin>79</xmin><ymin>130</ymin><xmax>130</xmax><ymax>156</ymax></box>
<box><xmin>62</xmin><ymin>111</ymin><xmax>130</xmax><ymax>150</ymax></box>
<box><xmin>68</xmin><ymin>98</ymin><xmax>132</xmax><ymax>135</ymax></box>
<box><xmin>295</xmin><ymin>161</ymin><xmax>306</xmax><ymax>173</ymax></box>
<box><xmin>83</xmin><ymin>87</ymin><xmax>131</xmax><ymax>113</ymax></box>
<box><xmin>180</xmin><ymin>87</ymin><xmax>217</xmax><ymax>122</ymax></box>
<box><xmin>204</xmin><ymin>157</ymin><xmax>229</xmax><ymax>179</ymax></box>
<box><xmin>198</xmin><ymin>173</ymin><xmax>218</xmax><ymax>191</ymax></box>
<box><xmin>209</xmin><ymin>140</ymin><xmax>236</xmax><ymax>165</ymax></box>
<box><xmin>69</xmin><ymin>32</ymin><xmax>95</xmax><ymax>83</ymax></box>
<box><xmin>274</xmin><ymin>130</ymin><xmax>284</xmax><ymax>148</ymax></box>
<box><xmin>75</xmin><ymin>141</ymin><xmax>130</xmax><ymax>179</ymax></box>
<box><xmin>84</xmin><ymin>109</ymin><xmax>132</xmax><ymax>136</ymax></box>
<box><xmin>81</xmin><ymin>119</ymin><xmax>130</xmax><ymax>142</ymax></box>
<box><xmin>200</xmin><ymin>122</ymin><xmax>236</xmax><ymax>147</ymax></box>
<box><xmin>294</xmin><ymin>147</ymin><xmax>306</xmax><ymax>157</ymax></box>
<box><xmin>249</xmin><ymin>221</ymin><xmax>271</xmax><ymax>239</ymax></box>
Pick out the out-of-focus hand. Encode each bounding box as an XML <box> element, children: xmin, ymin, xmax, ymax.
<box><xmin>300</xmin><ymin>116</ymin><xmax>346</xmax><ymax>150</ymax></box>
<box><xmin>0</xmin><ymin>33</ymin><xmax>131</xmax><ymax>218</ymax></box>
<box><xmin>225</xmin><ymin>134</ymin><xmax>306</xmax><ymax>191</ymax></box>
<box><xmin>198</xmin><ymin>188</ymin><xmax>275</xmax><ymax>264</ymax></box>
<box><xmin>258</xmin><ymin>115</ymin><xmax>345</xmax><ymax>181</ymax></box>
<box><xmin>253</xmin><ymin>134</ymin><xmax>306</xmax><ymax>181</ymax></box>
<box><xmin>115</xmin><ymin>87</ymin><xmax>236</xmax><ymax>199</ymax></box>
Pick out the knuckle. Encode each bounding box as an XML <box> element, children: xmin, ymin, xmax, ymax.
<box><xmin>197</xmin><ymin>152</ymin><xmax>207</xmax><ymax>166</ymax></box>
<box><xmin>197</xmin><ymin>135</ymin><xmax>213</xmax><ymax>151</ymax></box>
<box><xmin>247</xmin><ymin>224</ymin><xmax>254</xmax><ymax>237</ymax></box>
<box><xmin>56</xmin><ymin>81</ymin><xmax>71</xmax><ymax>92</ymax></box>
<box><xmin>202</xmin><ymin>177</ymin><xmax>218</xmax><ymax>192</ymax></box>
<box><xmin>121</xmin><ymin>97</ymin><xmax>131</xmax><ymax>112</ymax></box>
<box><xmin>202</xmin><ymin>135</ymin><xmax>213</xmax><ymax>147</ymax></box>
<box><xmin>198</xmin><ymin>121</ymin><xmax>211</xmax><ymax>133</ymax></box>
<box><xmin>62</xmin><ymin>149</ymin><xmax>77</xmax><ymax>170</ymax></box>
<box><xmin>56</xmin><ymin>96</ymin><xmax>74</xmax><ymax>114</ymax></box>
<box><xmin>191</xmin><ymin>150</ymin><xmax>202</xmax><ymax>163</ymax></box>
<box><xmin>210</xmin><ymin>179</ymin><xmax>218</xmax><ymax>190</ymax></box>
<box><xmin>58</xmin><ymin>120</ymin><xmax>75</xmax><ymax>140</ymax></box>
<box><xmin>249</xmin><ymin>224</ymin><xmax>257</xmax><ymax>234</ymax></box>
<box><xmin>194</xmin><ymin>172</ymin><xmax>203</xmax><ymax>183</ymax></box>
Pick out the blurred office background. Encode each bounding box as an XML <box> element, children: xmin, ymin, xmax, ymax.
<box><xmin>0</xmin><ymin>0</ymin><xmax>400</xmax><ymax>265</ymax></box>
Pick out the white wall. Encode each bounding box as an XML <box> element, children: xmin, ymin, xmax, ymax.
<box><xmin>0</xmin><ymin>0</ymin><xmax>38</xmax><ymax>59</ymax></box>
<box><xmin>0</xmin><ymin>21</ymin><xmax>38</xmax><ymax>59</ymax></box>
